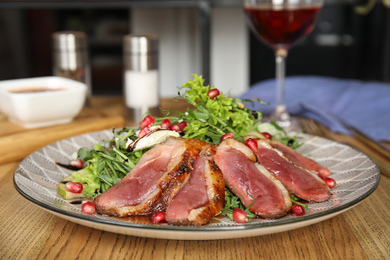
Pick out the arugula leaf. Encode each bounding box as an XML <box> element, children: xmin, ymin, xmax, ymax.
<box><xmin>218</xmin><ymin>188</ymin><xmax>256</xmax><ymax>220</ymax></box>
<box><xmin>243</xmin><ymin>192</ymin><xmax>257</xmax><ymax>219</ymax></box>
<box><xmin>68</xmin><ymin>128</ymin><xmax>148</xmax><ymax>198</ymax></box>
<box><xmin>78</xmin><ymin>148</ymin><xmax>92</xmax><ymax>162</ymax></box>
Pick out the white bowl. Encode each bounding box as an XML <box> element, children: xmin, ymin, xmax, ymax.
<box><xmin>0</xmin><ymin>76</ymin><xmax>87</xmax><ymax>128</ymax></box>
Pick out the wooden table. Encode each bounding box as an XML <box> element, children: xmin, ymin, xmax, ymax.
<box><xmin>1</xmin><ymin>96</ymin><xmax>389</xmax><ymax>260</ymax></box>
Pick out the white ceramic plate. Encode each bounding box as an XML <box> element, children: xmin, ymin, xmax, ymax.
<box><xmin>14</xmin><ymin>130</ymin><xmax>380</xmax><ymax>240</ymax></box>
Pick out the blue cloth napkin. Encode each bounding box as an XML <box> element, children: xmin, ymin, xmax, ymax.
<box><xmin>241</xmin><ymin>76</ymin><xmax>390</xmax><ymax>142</ymax></box>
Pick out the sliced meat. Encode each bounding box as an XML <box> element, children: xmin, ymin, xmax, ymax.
<box><xmin>94</xmin><ymin>137</ymin><xmax>208</xmax><ymax>217</ymax></box>
<box><xmin>254</xmin><ymin>139</ymin><xmax>331</xmax><ymax>202</ymax></box>
<box><xmin>270</xmin><ymin>139</ymin><xmax>329</xmax><ymax>174</ymax></box>
<box><xmin>165</xmin><ymin>155</ymin><xmax>225</xmax><ymax>226</ymax></box>
<box><xmin>214</xmin><ymin>138</ymin><xmax>291</xmax><ymax>219</ymax></box>
<box><xmin>159</xmin><ymin>138</ymin><xmax>216</xmax><ymax>209</ymax></box>
<box><xmin>217</xmin><ymin>138</ymin><xmax>257</xmax><ymax>162</ymax></box>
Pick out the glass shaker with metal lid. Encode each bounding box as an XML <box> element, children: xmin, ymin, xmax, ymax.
<box><xmin>52</xmin><ymin>31</ymin><xmax>92</xmax><ymax>97</ymax></box>
<box><xmin>123</xmin><ymin>34</ymin><xmax>160</xmax><ymax>124</ymax></box>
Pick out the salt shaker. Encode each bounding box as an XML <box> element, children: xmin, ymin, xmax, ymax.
<box><xmin>52</xmin><ymin>31</ymin><xmax>92</xmax><ymax>98</ymax></box>
<box><xmin>123</xmin><ymin>34</ymin><xmax>160</xmax><ymax>124</ymax></box>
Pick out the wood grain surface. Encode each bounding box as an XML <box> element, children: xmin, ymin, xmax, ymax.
<box><xmin>0</xmin><ymin>97</ymin><xmax>389</xmax><ymax>260</ymax></box>
<box><xmin>0</xmin><ymin>106</ymin><xmax>124</xmax><ymax>164</ymax></box>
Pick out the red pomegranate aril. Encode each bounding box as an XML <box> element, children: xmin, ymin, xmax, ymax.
<box><xmin>261</xmin><ymin>132</ymin><xmax>272</xmax><ymax>140</ymax></box>
<box><xmin>207</xmin><ymin>88</ymin><xmax>220</xmax><ymax>99</ymax></box>
<box><xmin>179</xmin><ymin>121</ymin><xmax>188</xmax><ymax>130</ymax></box>
<box><xmin>160</xmin><ymin>119</ymin><xmax>172</xmax><ymax>129</ymax></box>
<box><xmin>232</xmin><ymin>208</ymin><xmax>248</xmax><ymax>223</ymax></box>
<box><xmin>70</xmin><ymin>159</ymin><xmax>84</xmax><ymax>169</ymax></box>
<box><xmin>82</xmin><ymin>201</ymin><xmax>96</xmax><ymax>215</ymax></box>
<box><xmin>151</xmin><ymin>212</ymin><xmax>166</xmax><ymax>223</ymax></box>
<box><xmin>138</xmin><ymin>126</ymin><xmax>151</xmax><ymax>138</ymax></box>
<box><xmin>245</xmin><ymin>138</ymin><xmax>258</xmax><ymax>152</ymax></box>
<box><xmin>324</xmin><ymin>177</ymin><xmax>336</xmax><ymax>189</ymax></box>
<box><xmin>318</xmin><ymin>168</ymin><xmax>330</xmax><ymax>179</ymax></box>
<box><xmin>170</xmin><ymin>124</ymin><xmax>182</xmax><ymax>132</ymax></box>
<box><xmin>139</xmin><ymin>115</ymin><xmax>155</xmax><ymax>129</ymax></box>
<box><xmin>221</xmin><ymin>132</ymin><xmax>234</xmax><ymax>142</ymax></box>
<box><xmin>292</xmin><ymin>204</ymin><xmax>305</xmax><ymax>216</ymax></box>
<box><xmin>65</xmin><ymin>182</ymin><xmax>83</xmax><ymax>193</ymax></box>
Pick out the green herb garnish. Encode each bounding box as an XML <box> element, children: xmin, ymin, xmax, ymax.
<box><xmin>290</xmin><ymin>194</ymin><xmax>308</xmax><ymax>210</ymax></box>
<box><xmin>156</xmin><ymin>74</ymin><xmax>265</xmax><ymax>145</ymax></box>
<box><xmin>219</xmin><ymin>189</ymin><xmax>256</xmax><ymax>220</ymax></box>
<box><xmin>68</xmin><ymin>128</ymin><xmax>148</xmax><ymax>198</ymax></box>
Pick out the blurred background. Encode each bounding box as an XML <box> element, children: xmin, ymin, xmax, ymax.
<box><xmin>0</xmin><ymin>0</ymin><xmax>389</xmax><ymax>97</ymax></box>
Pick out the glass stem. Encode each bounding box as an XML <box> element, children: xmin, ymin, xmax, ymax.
<box><xmin>274</xmin><ymin>48</ymin><xmax>289</xmax><ymax>121</ymax></box>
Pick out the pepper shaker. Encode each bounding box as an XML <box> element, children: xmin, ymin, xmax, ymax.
<box><xmin>52</xmin><ymin>31</ymin><xmax>92</xmax><ymax>99</ymax></box>
<box><xmin>123</xmin><ymin>34</ymin><xmax>160</xmax><ymax>124</ymax></box>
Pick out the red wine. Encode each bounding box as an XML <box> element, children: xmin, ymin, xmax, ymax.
<box><xmin>244</xmin><ymin>5</ymin><xmax>321</xmax><ymax>49</ymax></box>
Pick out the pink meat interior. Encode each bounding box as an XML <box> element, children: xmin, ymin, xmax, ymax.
<box><xmin>166</xmin><ymin>156</ymin><xmax>209</xmax><ymax>221</ymax></box>
<box><xmin>215</xmin><ymin>148</ymin><xmax>286</xmax><ymax>216</ymax></box>
<box><xmin>255</xmin><ymin>147</ymin><xmax>329</xmax><ymax>201</ymax></box>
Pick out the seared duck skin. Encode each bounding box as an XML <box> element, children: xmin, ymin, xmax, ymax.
<box><xmin>95</xmin><ymin>137</ymin><xmax>224</xmax><ymax>226</ymax></box>
<box><xmin>165</xmin><ymin>154</ymin><xmax>225</xmax><ymax>226</ymax></box>
<box><xmin>95</xmin><ymin>137</ymin><xmax>206</xmax><ymax>216</ymax></box>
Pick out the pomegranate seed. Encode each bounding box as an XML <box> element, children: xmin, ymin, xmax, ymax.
<box><xmin>221</xmin><ymin>132</ymin><xmax>234</xmax><ymax>142</ymax></box>
<box><xmin>207</xmin><ymin>88</ymin><xmax>220</xmax><ymax>99</ymax></box>
<box><xmin>232</xmin><ymin>208</ymin><xmax>248</xmax><ymax>223</ymax></box>
<box><xmin>324</xmin><ymin>177</ymin><xmax>336</xmax><ymax>189</ymax></box>
<box><xmin>81</xmin><ymin>201</ymin><xmax>96</xmax><ymax>215</ymax></box>
<box><xmin>70</xmin><ymin>159</ymin><xmax>84</xmax><ymax>169</ymax></box>
<box><xmin>151</xmin><ymin>212</ymin><xmax>166</xmax><ymax>223</ymax></box>
<box><xmin>245</xmin><ymin>138</ymin><xmax>258</xmax><ymax>152</ymax></box>
<box><xmin>138</xmin><ymin>126</ymin><xmax>151</xmax><ymax>138</ymax></box>
<box><xmin>170</xmin><ymin>124</ymin><xmax>182</xmax><ymax>132</ymax></box>
<box><xmin>292</xmin><ymin>204</ymin><xmax>305</xmax><ymax>216</ymax></box>
<box><xmin>318</xmin><ymin>168</ymin><xmax>330</xmax><ymax>179</ymax></box>
<box><xmin>81</xmin><ymin>198</ymin><xmax>94</xmax><ymax>205</ymax></box>
<box><xmin>179</xmin><ymin>121</ymin><xmax>188</xmax><ymax>131</ymax></box>
<box><xmin>160</xmin><ymin>119</ymin><xmax>172</xmax><ymax>129</ymax></box>
<box><xmin>65</xmin><ymin>182</ymin><xmax>83</xmax><ymax>193</ymax></box>
<box><xmin>139</xmin><ymin>115</ymin><xmax>155</xmax><ymax>129</ymax></box>
<box><xmin>261</xmin><ymin>132</ymin><xmax>272</xmax><ymax>140</ymax></box>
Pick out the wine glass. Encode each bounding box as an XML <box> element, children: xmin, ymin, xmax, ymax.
<box><xmin>243</xmin><ymin>0</ymin><xmax>324</xmax><ymax>132</ymax></box>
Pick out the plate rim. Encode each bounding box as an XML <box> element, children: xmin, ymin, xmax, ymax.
<box><xmin>13</xmin><ymin>129</ymin><xmax>381</xmax><ymax>238</ymax></box>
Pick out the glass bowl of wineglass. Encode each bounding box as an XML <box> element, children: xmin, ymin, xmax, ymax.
<box><xmin>244</xmin><ymin>0</ymin><xmax>324</xmax><ymax>132</ymax></box>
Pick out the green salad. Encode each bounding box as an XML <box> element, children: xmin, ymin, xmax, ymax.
<box><xmin>58</xmin><ymin>74</ymin><xmax>300</xmax><ymax>219</ymax></box>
